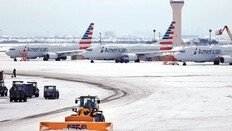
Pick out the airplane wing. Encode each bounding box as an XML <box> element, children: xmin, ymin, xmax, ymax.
<box><xmin>128</xmin><ymin>21</ymin><xmax>178</xmax><ymax>57</ymax></box>
<box><xmin>43</xmin><ymin>23</ymin><xmax>94</xmax><ymax>60</ymax></box>
<box><xmin>42</xmin><ymin>49</ymin><xmax>86</xmax><ymax>60</ymax></box>
<box><xmin>56</xmin><ymin>23</ymin><xmax>95</xmax><ymax>57</ymax></box>
<box><xmin>55</xmin><ymin>50</ymin><xmax>84</xmax><ymax>58</ymax></box>
<box><xmin>134</xmin><ymin>51</ymin><xmax>162</xmax><ymax>57</ymax></box>
<box><xmin>133</xmin><ymin>46</ymin><xmax>182</xmax><ymax>57</ymax></box>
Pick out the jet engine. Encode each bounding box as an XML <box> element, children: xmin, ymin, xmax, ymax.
<box><xmin>220</xmin><ymin>55</ymin><xmax>232</xmax><ymax>63</ymax></box>
<box><xmin>45</xmin><ymin>52</ymin><xmax>58</xmax><ymax>60</ymax></box>
<box><xmin>124</xmin><ymin>53</ymin><xmax>138</xmax><ymax>61</ymax></box>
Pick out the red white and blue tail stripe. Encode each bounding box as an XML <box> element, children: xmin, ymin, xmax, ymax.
<box><xmin>79</xmin><ymin>23</ymin><xmax>94</xmax><ymax>49</ymax></box>
<box><xmin>160</xmin><ymin>21</ymin><xmax>175</xmax><ymax>50</ymax></box>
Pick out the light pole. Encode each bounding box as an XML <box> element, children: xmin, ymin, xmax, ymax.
<box><xmin>209</xmin><ymin>29</ymin><xmax>212</xmax><ymax>46</ymax></box>
<box><xmin>99</xmin><ymin>32</ymin><xmax>102</xmax><ymax>45</ymax></box>
<box><xmin>159</xmin><ymin>32</ymin><xmax>161</xmax><ymax>41</ymax></box>
<box><xmin>153</xmin><ymin>29</ymin><xmax>156</xmax><ymax>42</ymax></box>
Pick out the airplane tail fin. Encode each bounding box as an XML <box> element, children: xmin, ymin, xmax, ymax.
<box><xmin>79</xmin><ymin>23</ymin><xmax>94</xmax><ymax>49</ymax></box>
<box><xmin>160</xmin><ymin>21</ymin><xmax>175</xmax><ymax>50</ymax></box>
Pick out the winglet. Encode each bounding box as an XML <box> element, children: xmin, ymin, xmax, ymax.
<box><xmin>160</xmin><ymin>21</ymin><xmax>175</xmax><ymax>50</ymax></box>
<box><xmin>79</xmin><ymin>23</ymin><xmax>94</xmax><ymax>50</ymax></box>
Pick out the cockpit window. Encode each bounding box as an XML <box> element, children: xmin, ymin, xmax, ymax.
<box><xmin>9</xmin><ymin>48</ymin><xmax>15</xmax><ymax>51</ymax></box>
<box><xmin>86</xmin><ymin>48</ymin><xmax>92</xmax><ymax>51</ymax></box>
<box><xmin>179</xmin><ymin>50</ymin><xmax>185</xmax><ymax>53</ymax></box>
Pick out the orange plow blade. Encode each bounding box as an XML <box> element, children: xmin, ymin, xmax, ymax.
<box><xmin>40</xmin><ymin>121</ymin><xmax>113</xmax><ymax>131</ymax></box>
<box><xmin>65</xmin><ymin>115</ymin><xmax>94</xmax><ymax>122</ymax></box>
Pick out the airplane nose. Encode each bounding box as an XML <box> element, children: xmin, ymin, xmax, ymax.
<box><xmin>80</xmin><ymin>51</ymin><xmax>88</xmax><ymax>58</ymax></box>
<box><xmin>173</xmin><ymin>52</ymin><xmax>180</xmax><ymax>61</ymax></box>
<box><xmin>5</xmin><ymin>50</ymin><xmax>10</xmax><ymax>56</ymax></box>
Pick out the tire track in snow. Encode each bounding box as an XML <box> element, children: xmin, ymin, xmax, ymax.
<box><xmin>0</xmin><ymin>72</ymin><xmax>128</xmax><ymax>123</ymax></box>
<box><xmin>1</xmin><ymin>71</ymin><xmax>152</xmax><ymax>125</ymax></box>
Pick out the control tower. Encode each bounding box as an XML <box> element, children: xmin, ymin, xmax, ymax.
<box><xmin>170</xmin><ymin>0</ymin><xmax>184</xmax><ymax>45</ymax></box>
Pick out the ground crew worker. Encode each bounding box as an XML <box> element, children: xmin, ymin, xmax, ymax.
<box><xmin>13</xmin><ymin>68</ymin><xmax>16</xmax><ymax>77</ymax></box>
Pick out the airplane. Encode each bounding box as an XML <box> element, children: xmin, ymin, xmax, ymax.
<box><xmin>80</xmin><ymin>21</ymin><xmax>176</xmax><ymax>63</ymax></box>
<box><xmin>5</xmin><ymin>23</ymin><xmax>94</xmax><ymax>61</ymax></box>
<box><xmin>173</xmin><ymin>45</ymin><xmax>232</xmax><ymax>66</ymax></box>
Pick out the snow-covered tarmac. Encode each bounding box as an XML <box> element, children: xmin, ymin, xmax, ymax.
<box><xmin>0</xmin><ymin>53</ymin><xmax>232</xmax><ymax>130</ymax></box>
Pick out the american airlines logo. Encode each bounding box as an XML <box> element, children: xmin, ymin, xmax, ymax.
<box><xmin>27</xmin><ymin>47</ymin><xmax>48</xmax><ymax>52</ymax></box>
<box><xmin>100</xmin><ymin>47</ymin><xmax>127</xmax><ymax>53</ymax></box>
<box><xmin>198</xmin><ymin>49</ymin><xmax>222</xmax><ymax>55</ymax></box>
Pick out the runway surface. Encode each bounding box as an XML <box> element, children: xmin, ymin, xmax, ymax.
<box><xmin>0</xmin><ymin>54</ymin><xmax>232</xmax><ymax>130</ymax></box>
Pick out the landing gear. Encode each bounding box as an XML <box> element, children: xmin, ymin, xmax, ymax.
<box><xmin>55</xmin><ymin>58</ymin><xmax>60</xmax><ymax>61</ymax></box>
<box><xmin>213</xmin><ymin>60</ymin><xmax>220</xmax><ymax>65</ymax></box>
<box><xmin>134</xmin><ymin>59</ymin><xmax>140</xmax><ymax>63</ymax></box>
<box><xmin>229</xmin><ymin>63</ymin><xmax>232</xmax><ymax>65</ymax></box>
<box><xmin>43</xmin><ymin>57</ymin><xmax>48</xmax><ymax>61</ymax></box>
<box><xmin>183</xmin><ymin>62</ymin><xmax>186</xmax><ymax>66</ymax></box>
<box><xmin>61</xmin><ymin>56</ymin><xmax>67</xmax><ymax>60</ymax></box>
<box><xmin>14</xmin><ymin>58</ymin><xmax>17</xmax><ymax>61</ymax></box>
<box><xmin>91</xmin><ymin>60</ymin><xmax>94</xmax><ymax>63</ymax></box>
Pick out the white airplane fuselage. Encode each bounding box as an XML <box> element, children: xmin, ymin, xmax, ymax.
<box><xmin>81</xmin><ymin>21</ymin><xmax>176</xmax><ymax>62</ymax></box>
<box><xmin>81</xmin><ymin>44</ymin><xmax>164</xmax><ymax>60</ymax></box>
<box><xmin>174</xmin><ymin>45</ymin><xmax>232</xmax><ymax>63</ymax></box>
<box><xmin>5</xmin><ymin>44</ymin><xmax>78</xmax><ymax>59</ymax></box>
<box><xmin>5</xmin><ymin>23</ymin><xmax>94</xmax><ymax>61</ymax></box>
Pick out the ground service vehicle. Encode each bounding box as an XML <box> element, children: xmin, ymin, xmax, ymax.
<box><xmin>10</xmin><ymin>81</ymin><xmax>27</xmax><ymax>102</ymax></box>
<box><xmin>40</xmin><ymin>95</ymin><xmax>113</xmax><ymax>131</ymax></box>
<box><xmin>0</xmin><ymin>81</ymin><xmax>7</xmax><ymax>96</ymax></box>
<box><xmin>115</xmin><ymin>55</ymin><xmax>130</xmax><ymax>63</ymax></box>
<box><xmin>23</xmin><ymin>83</ymin><xmax>34</xmax><ymax>98</ymax></box>
<box><xmin>0</xmin><ymin>71</ymin><xmax>7</xmax><ymax>96</ymax></box>
<box><xmin>75</xmin><ymin>95</ymin><xmax>105</xmax><ymax>122</ymax></box>
<box><xmin>44</xmin><ymin>85</ymin><xmax>59</xmax><ymax>99</ymax></box>
<box><xmin>27</xmin><ymin>82</ymin><xmax>39</xmax><ymax>97</ymax></box>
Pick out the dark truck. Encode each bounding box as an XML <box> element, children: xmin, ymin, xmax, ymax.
<box><xmin>0</xmin><ymin>81</ymin><xmax>8</xmax><ymax>96</ymax></box>
<box><xmin>27</xmin><ymin>82</ymin><xmax>39</xmax><ymax>97</ymax></box>
<box><xmin>0</xmin><ymin>71</ymin><xmax>7</xmax><ymax>96</ymax></box>
<box><xmin>23</xmin><ymin>83</ymin><xmax>34</xmax><ymax>98</ymax></box>
<box><xmin>44</xmin><ymin>85</ymin><xmax>59</xmax><ymax>99</ymax></box>
<box><xmin>10</xmin><ymin>81</ymin><xmax>27</xmax><ymax>102</ymax></box>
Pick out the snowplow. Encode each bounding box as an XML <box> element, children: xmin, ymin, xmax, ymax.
<box><xmin>40</xmin><ymin>95</ymin><xmax>113</xmax><ymax>131</ymax></box>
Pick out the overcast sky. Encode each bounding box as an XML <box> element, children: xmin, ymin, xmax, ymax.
<box><xmin>0</xmin><ymin>0</ymin><xmax>231</xmax><ymax>37</ymax></box>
